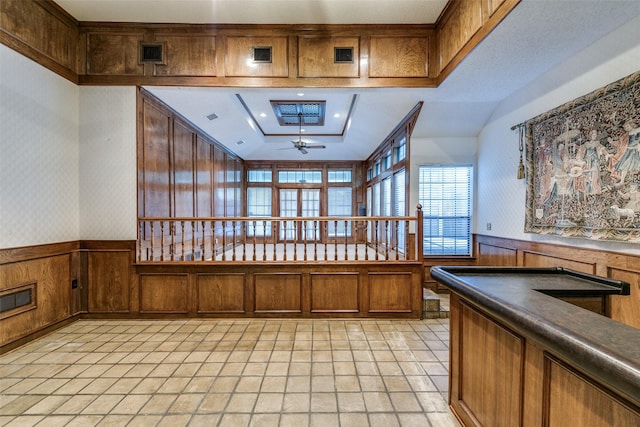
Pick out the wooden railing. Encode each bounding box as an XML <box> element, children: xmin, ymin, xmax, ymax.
<box><xmin>137</xmin><ymin>207</ymin><xmax>423</xmax><ymax>263</ymax></box>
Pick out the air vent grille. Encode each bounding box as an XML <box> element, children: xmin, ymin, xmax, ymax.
<box><xmin>253</xmin><ymin>46</ymin><xmax>272</xmax><ymax>63</ymax></box>
<box><xmin>334</xmin><ymin>47</ymin><xmax>354</xmax><ymax>63</ymax></box>
<box><xmin>140</xmin><ymin>43</ymin><xmax>164</xmax><ymax>63</ymax></box>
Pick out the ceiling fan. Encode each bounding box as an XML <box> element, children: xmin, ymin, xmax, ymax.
<box><xmin>282</xmin><ymin>113</ymin><xmax>326</xmax><ymax>154</ymax></box>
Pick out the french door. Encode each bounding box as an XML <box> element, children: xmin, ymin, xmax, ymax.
<box><xmin>279</xmin><ymin>188</ymin><xmax>320</xmax><ymax>241</ymax></box>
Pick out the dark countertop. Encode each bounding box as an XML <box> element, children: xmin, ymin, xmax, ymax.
<box><xmin>430</xmin><ymin>266</ymin><xmax>640</xmax><ymax>405</ymax></box>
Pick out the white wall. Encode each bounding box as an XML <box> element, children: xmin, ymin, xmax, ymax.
<box><xmin>0</xmin><ymin>45</ymin><xmax>80</xmax><ymax>248</ymax></box>
<box><xmin>477</xmin><ymin>15</ymin><xmax>640</xmax><ymax>255</ymax></box>
<box><xmin>79</xmin><ymin>87</ymin><xmax>137</xmax><ymax>240</ymax></box>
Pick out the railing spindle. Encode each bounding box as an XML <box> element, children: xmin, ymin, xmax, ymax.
<box><xmin>263</xmin><ymin>220</ymin><xmax>267</xmax><ymax>261</ymax></box>
<box><xmin>375</xmin><ymin>220</ymin><xmax>379</xmax><ymax>261</ymax></box>
<box><xmin>222</xmin><ymin>220</ymin><xmax>227</xmax><ymax>261</ymax></box>
<box><xmin>354</xmin><ymin>221</ymin><xmax>359</xmax><ymax>261</ymax></box>
<box><xmin>344</xmin><ymin>220</ymin><xmax>348</xmax><ymax>260</ymax></box>
<box><xmin>385</xmin><ymin>219</ymin><xmax>390</xmax><ymax>260</ymax></box>
<box><xmin>138</xmin><ymin>222</ymin><xmax>143</xmax><ymax>262</ymax></box>
<box><xmin>283</xmin><ymin>220</ymin><xmax>287</xmax><ymax>261</ymax></box>
<box><xmin>293</xmin><ymin>219</ymin><xmax>297</xmax><ymax>261</ymax></box>
<box><xmin>324</xmin><ymin>220</ymin><xmax>328</xmax><ymax>261</ymax></box>
<box><xmin>303</xmin><ymin>220</ymin><xmax>308</xmax><ymax>261</ymax></box>
<box><xmin>232</xmin><ymin>220</ymin><xmax>237</xmax><ymax>261</ymax></box>
<box><xmin>364</xmin><ymin>221</ymin><xmax>369</xmax><ymax>261</ymax></box>
<box><xmin>252</xmin><ymin>220</ymin><xmax>257</xmax><ymax>261</ymax></box>
<box><xmin>333</xmin><ymin>220</ymin><xmax>338</xmax><ymax>261</ymax></box>
<box><xmin>273</xmin><ymin>220</ymin><xmax>277</xmax><ymax>261</ymax></box>
<box><xmin>242</xmin><ymin>221</ymin><xmax>247</xmax><ymax>261</ymax></box>
<box><xmin>314</xmin><ymin>220</ymin><xmax>318</xmax><ymax>261</ymax></box>
<box><xmin>200</xmin><ymin>220</ymin><xmax>205</xmax><ymax>261</ymax></box>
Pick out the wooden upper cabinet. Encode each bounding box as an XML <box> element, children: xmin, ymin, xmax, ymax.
<box><xmin>1</xmin><ymin>0</ymin><xmax>520</xmax><ymax>86</ymax></box>
<box><xmin>86</xmin><ymin>32</ymin><xmax>145</xmax><ymax>75</ymax></box>
<box><xmin>0</xmin><ymin>0</ymin><xmax>77</xmax><ymax>73</ymax></box>
<box><xmin>369</xmin><ymin>36</ymin><xmax>428</xmax><ymax>78</ymax></box>
<box><xmin>153</xmin><ymin>34</ymin><xmax>216</xmax><ymax>77</ymax></box>
<box><xmin>225</xmin><ymin>36</ymin><xmax>288</xmax><ymax>77</ymax></box>
<box><xmin>298</xmin><ymin>36</ymin><xmax>360</xmax><ymax>78</ymax></box>
<box><xmin>438</xmin><ymin>0</ymin><xmax>484</xmax><ymax>73</ymax></box>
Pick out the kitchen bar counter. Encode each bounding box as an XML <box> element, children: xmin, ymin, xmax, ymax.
<box><xmin>431</xmin><ymin>266</ymin><xmax>639</xmax><ymax>427</ymax></box>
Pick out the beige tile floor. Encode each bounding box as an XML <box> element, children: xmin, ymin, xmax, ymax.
<box><xmin>0</xmin><ymin>318</ymin><xmax>459</xmax><ymax>427</ymax></box>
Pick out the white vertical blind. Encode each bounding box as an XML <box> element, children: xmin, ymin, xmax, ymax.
<box><xmin>419</xmin><ymin>165</ymin><xmax>472</xmax><ymax>255</ymax></box>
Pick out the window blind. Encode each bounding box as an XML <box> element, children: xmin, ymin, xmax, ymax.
<box><xmin>418</xmin><ymin>165</ymin><xmax>472</xmax><ymax>256</ymax></box>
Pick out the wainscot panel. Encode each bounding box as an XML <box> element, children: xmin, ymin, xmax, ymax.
<box><xmin>310</xmin><ymin>272</ymin><xmax>359</xmax><ymax>313</ymax></box>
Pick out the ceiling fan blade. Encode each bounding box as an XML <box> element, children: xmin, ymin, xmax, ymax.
<box><xmin>299</xmin><ymin>148</ymin><xmax>308</xmax><ymax>154</ymax></box>
<box><xmin>306</xmin><ymin>145</ymin><xmax>326</xmax><ymax>149</ymax></box>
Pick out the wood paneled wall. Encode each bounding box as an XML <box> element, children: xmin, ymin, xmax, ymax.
<box><xmin>0</xmin><ymin>240</ymin><xmax>136</xmax><ymax>352</ymax></box>
<box><xmin>1</xmin><ymin>0</ymin><xmax>521</xmax><ymax>88</ymax></box>
<box><xmin>137</xmin><ymin>89</ymin><xmax>243</xmax><ymax>222</ymax></box>
<box><xmin>475</xmin><ymin>234</ymin><xmax>640</xmax><ymax>329</ymax></box>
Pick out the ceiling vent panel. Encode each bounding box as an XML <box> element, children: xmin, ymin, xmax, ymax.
<box><xmin>270</xmin><ymin>100</ymin><xmax>326</xmax><ymax>126</ymax></box>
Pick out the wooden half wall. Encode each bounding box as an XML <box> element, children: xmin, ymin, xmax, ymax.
<box><xmin>1</xmin><ymin>239</ymin><xmax>423</xmax><ymax>351</ymax></box>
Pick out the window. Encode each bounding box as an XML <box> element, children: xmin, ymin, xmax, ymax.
<box><xmin>278</xmin><ymin>170</ymin><xmax>322</xmax><ymax>183</ymax></box>
<box><xmin>247</xmin><ymin>187</ymin><xmax>272</xmax><ymax>236</ymax></box>
<box><xmin>394</xmin><ymin>139</ymin><xmax>406</xmax><ymax>163</ymax></box>
<box><xmin>248</xmin><ymin>169</ymin><xmax>272</xmax><ymax>182</ymax></box>
<box><xmin>419</xmin><ymin>165</ymin><xmax>472</xmax><ymax>256</ymax></box>
<box><xmin>328</xmin><ymin>170</ymin><xmax>352</xmax><ymax>183</ymax></box>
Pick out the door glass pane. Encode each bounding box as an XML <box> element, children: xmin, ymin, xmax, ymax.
<box><xmin>279</xmin><ymin>189</ymin><xmax>297</xmax><ymax>240</ymax></box>
<box><xmin>328</xmin><ymin>187</ymin><xmax>352</xmax><ymax>237</ymax></box>
<box><xmin>247</xmin><ymin>187</ymin><xmax>272</xmax><ymax>236</ymax></box>
<box><xmin>301</xmin><ymin>189</ymin><xmax>320</xmax><ymax>239</ymax></box>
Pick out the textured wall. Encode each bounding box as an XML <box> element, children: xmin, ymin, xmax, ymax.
<box><xmin>477</xmin><ymin>16</ymin><xmax>640</xmax><ymax>255</ymax></box>
<box><xmin>79</xmin><ymin>87</ymin><xmax>137</xmax><ymax>240</ymax></box>
<box><xmin>0</xmin><ymin>45</ymin><xmax>80</xmax><ymax>248</ymax></box>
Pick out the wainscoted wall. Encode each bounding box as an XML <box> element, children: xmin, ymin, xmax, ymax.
<box><xmin>0</xmin><ymin>44</ymin><xmax>80</xmax><ymax>248</ymax></box>
<box><xmin>0</xmin><ymin>241</ymin><xmax>136</xmax><ymax>351</ymax></box>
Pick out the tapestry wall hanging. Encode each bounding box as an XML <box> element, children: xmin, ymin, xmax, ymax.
<box><xmin>525</xmin><ymin>70</ymin><xmax>640</xmax><ymax>242</ymax></box>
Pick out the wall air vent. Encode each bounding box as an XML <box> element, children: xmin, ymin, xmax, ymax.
<box><xmin>253</xmin><ymin>46</ymin><xmax>272</xmax><ymax>63</ymax></box>
<box><xmin>140</xmin><ymin>43</ymin><xmax>164</xmax><ymax>63</ymax></box>
<box><xmin>334</xmin><ymin>47</ymin><xmax>354</xmax><ymax>63</ymax></box>
<box><xmin>0</xmin><ymin>282</ymin><xmax>36</xmax><ymax>319</ymax></box>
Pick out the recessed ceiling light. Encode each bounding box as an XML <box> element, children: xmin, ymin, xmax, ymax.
<box><xmin>206</xmin><ymin>113</ymin><xmax>218</xmax><ymax>120</ymax></box>
<box><xmin>297</xmin><ymin>93</ymin><xmax>304</xmax><ymax>97</ymax></box>
<box><xmin>301</xmin><ymin>128</ymin><xmax>306</xmax><ymax>132</ymax></box>
<box><xmin>236</xmin><ymin>140</ymin><xmax>245</xmax><ymax>145</ymax></box>
<box><xmin>334</xmin><ymin>113</ymin><xmax>340</xmax><ymax>118</ymax></box>
<box><xmin>259</xmin><ymin>113</ymin><xmax>267</xmax><ymax>117</ymax></box>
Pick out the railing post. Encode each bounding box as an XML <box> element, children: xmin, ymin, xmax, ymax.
<box><xmin>416</xmin><ymin>204</ymin><xmax>423</xmax><ymax>262</ymax></box>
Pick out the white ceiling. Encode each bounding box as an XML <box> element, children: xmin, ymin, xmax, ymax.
<box><xmin>56</xmin><ymin>0</ymin><xmax>640</xmax><ymax>161</ymax></box>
